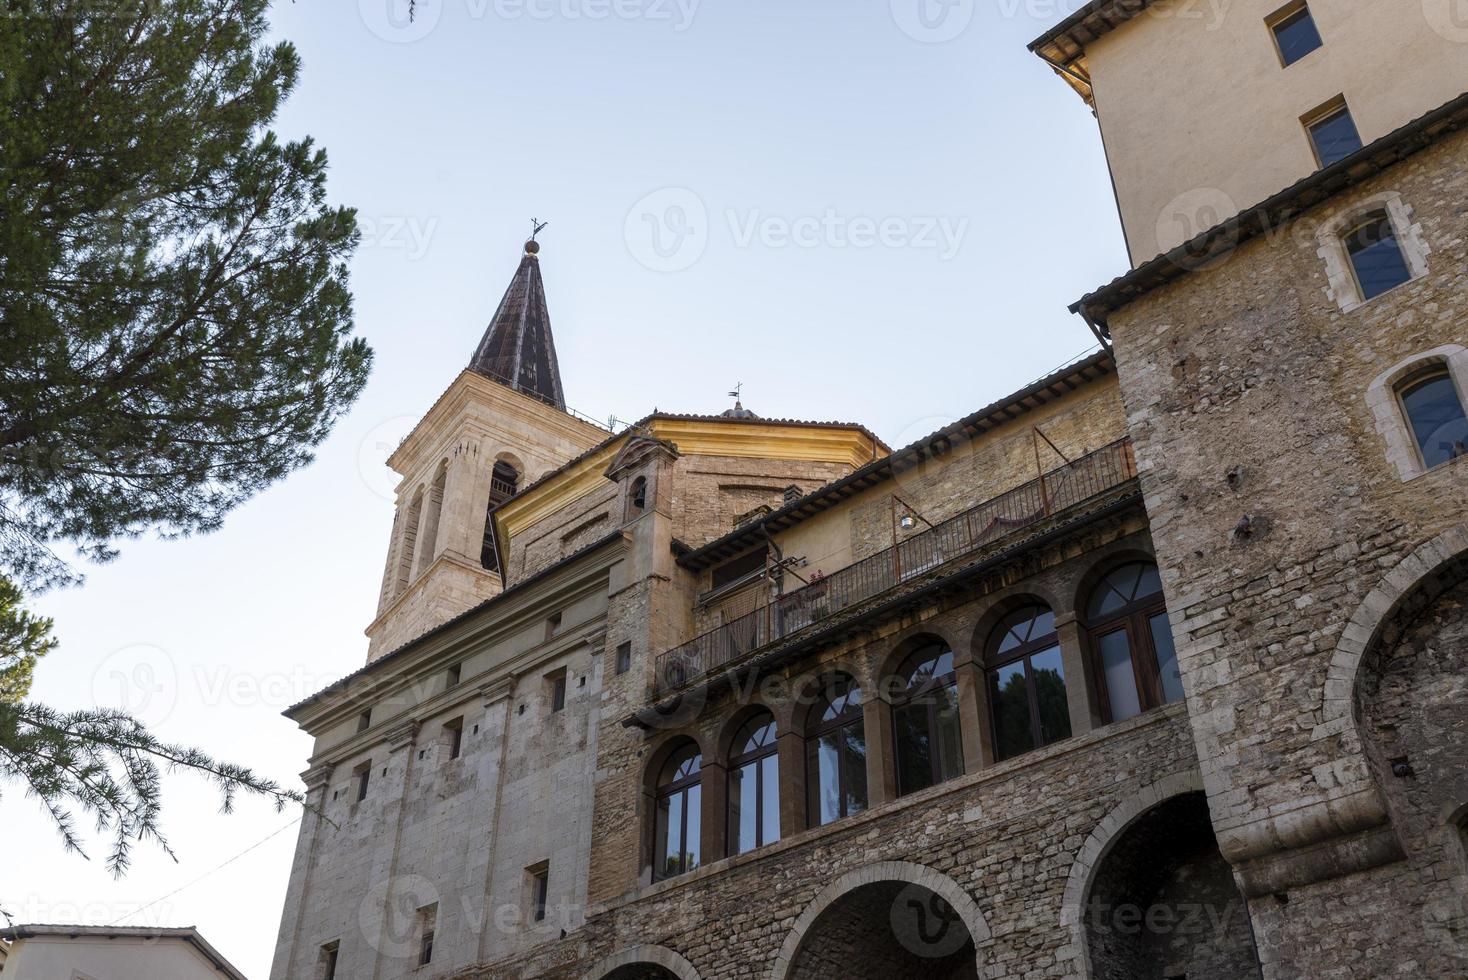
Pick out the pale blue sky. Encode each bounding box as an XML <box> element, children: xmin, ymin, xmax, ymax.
<box><xmin>8</xmin><ymin>2</ymin><xmax>1123</xmax><ymax>976</ymax></box>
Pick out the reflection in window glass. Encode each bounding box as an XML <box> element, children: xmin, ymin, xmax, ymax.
<box><xmin>1030</xmin><ymin>646</ymin><xmax>1072</xmax><ymax>742</ymax></box>
<box><xmin>892</xmin><ymin>644</ymin><xmax>964</xmax><ymax>796</ymax></box>
<box><xmin>728</xmin><ymin>713</ymin><xmax>781</xmax><ymax>855</ymax></box>
<box><xmin>1308</xmin><ymin>104</ymin><xmax>1362</xmax><ymax>168</ymax></box>
<box><xmin>1400</xmin><ymin>372</ymin><xmax>1468</xmax><ymax>469</ymax></box>
<box><xmin>1149</xmin><ymin>613</ymin><xmax>1185</xmax><ymax>704</ymax></box>
<box><xmin>806</xmin><ymin>678</ymin><xmax>867</xmax><ymax>827</ymax></box>
<box><xmin>1098</xmin><ymin>629</ymin><xmax>1143</xmax><ymax>722</ymax></box>
<box><xmin>1345</xmin><ymin>214</ymin><xmax>1411</xmax><ymax>300</ymax></box>
<box><xmin>1271</xmin><ymin>5</ymin><xmax>1322</xmax><ymax>66</ymax></box>
<box><xmin>653</xmin><ymin>745</ymin><xmax>701</xmax><ymax>879</ymax></box>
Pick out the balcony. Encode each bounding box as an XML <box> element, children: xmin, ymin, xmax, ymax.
<box><xmin>655</xmin><ymin>438</ymin><xmax>1137</xmax><ymax>693</ymax></box>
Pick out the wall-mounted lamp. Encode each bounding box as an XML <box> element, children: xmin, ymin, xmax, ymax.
<box><xmin>898</xmin><ymin>515</ymin><xmax>916</xmax><ymax>530</ymax></box>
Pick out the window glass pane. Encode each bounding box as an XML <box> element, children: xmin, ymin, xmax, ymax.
<box><xmin>990</xmin><ymin>660</ymin><xmax>1034</xmax><ymax>762</ymax></box>
<box><xmin>1273</xmin><ymin>6</ymin><xmax>1322</xmax><ymax>66</ymax></box>
<box><xmin>760</xmin><ymin>754</ymin><xmax>781</xmax><ymax>845</ymax></box>
<box><xmin>683</xmin><ymin>785</ymin><xmax>701</xmax><ymax>872</ymax></box>
<box><xmin>894</xmin><ymin>701</ymin><xmax>934</xmax><ymax>795</ymax></box>
<box><xmin>1401</xmin><ymin>374</ymin><xmax>1468</xmax><ymax>468</ymax></box>
<box><xmin>1030</xmin><ymin>645</ymin><xmax>1073</xmax><ymax>746</ymax></box>
<box><xmin>842</xmin><ymin>723</ymin><xmax>868</xmax><ymax>816</ymax></box>
<box><xmin>657</xmin><ymin>792</ymin><xmax>680</xmax><ymax>877</ymax></box>
<box><xmin>731</xmin><ymin>761</ymin><xmax>757</xmax><ymax>854</ymax></box>
<box><xmin>1098</xmin><ymin>629</ymin><xmax>1143</xmax><ymax>722</ymax></box>
<box><xmin>1149</xmin><ymin>613</ymin><xmax>1185</xmax><ymax>704</ymax></box>
<box><xmin>811</xmin><ymin>733</ymin><xmax>842</xmax><ymax>826</ymax></box>
<box><xmin>933</xmin><ymin>682</ymin><xmax>965</xmax><ymax>782</ymax></box>
<box><xmin>1346</xmin><ymin>215</ymin><xmax>1410</xmax><ymax>300</ymax></box>
<box><xmin>1309</xmin><ymin>107</ymin><xmax>1363</xmax><ymax>167</ymax></box>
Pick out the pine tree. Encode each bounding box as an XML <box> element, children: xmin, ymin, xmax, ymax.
<box><xmin>0</xmin><ymin>0</ymin><xmax>370</xmax><ymax>871</ymax></box>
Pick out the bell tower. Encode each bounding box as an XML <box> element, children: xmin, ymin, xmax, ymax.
<box><xmin>365</xmin><ymin>238</ymin><xmax>609</xmax><ymax>661</ymax></box>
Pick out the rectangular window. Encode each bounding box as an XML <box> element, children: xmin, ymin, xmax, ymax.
<box><xmin>354</xmin><ymin>762</ymin><xmax>371</xmax><ymax>803</ymax></box>
<box><xmin>416</xmin><ymin>904</ymin><xmax>437</xmax><ymax>966</ymax></box>
<box><xmin>710</xmin><ymin>547</ymin><xmax>768</xmax><ymax>591</ymax></box>
<box><xmin>444</xmin><ymin>716</ymin><xmax>464</xmax><ymax>760</ymax></box>
<box><xmin>615</xmin><ymin>641</ymin><xmax>632</xmax><ymax>675</ymax></box>
<box><xmin>1305</xmin><ymin>98</ymin><xmax>1362</xmax><ymax>168</ymax></box>
<box><xmin>446</xmin><ymin>663</ymin><xmax>461</xmax><ymax>688</ymax></box>
<box><xmin>1268</xmin><ymin>2</ymin><xmax>1322</xmax><ymax>66</ymax></box>
<box><xmin>527</xmin><ymin>863</ymin><xmax>550</xmax><ymax>923</ymax></box>
<box><xmin>549</xmin><ymin>671</ymin><xmax>567</xmax><ymax>713</ymax></box>
<box><xmin>1345</xmin><ymin>213</ymin><xmax>1412</xmax><ymax>301</ymax></box>
<box><xmin>319</xmin><ymin>942</ymin><xmax>339</xmax><ymax>980</ymax></box>
<box><xmin>356</xmin><ymin>709</ymin><xmax>372</xmax><ymax>733</ymax></box>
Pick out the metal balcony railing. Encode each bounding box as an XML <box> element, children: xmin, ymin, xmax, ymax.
<box><xmin>655</xmin><ymin>438</ymin><xmax>1137</xmax><ymax>693</ymax></box>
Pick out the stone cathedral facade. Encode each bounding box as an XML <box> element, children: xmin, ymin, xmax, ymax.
<box><xmin>270</xmin><ymin>4</ymin><xmax>1468</xmax><ymax>979</ymax></box>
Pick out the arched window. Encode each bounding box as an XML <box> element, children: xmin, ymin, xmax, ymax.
<box><xmin>728</xmin><ymin>712</ymin><xmax>780</xmax><ymax>855</ymax></box>
<box><xmin>481</xmin><ymin>461</ymin><xmax>521</xmax><ymax>571</ymax></box>
<box><xmin>652</xmin><ymin>742</ymin><xmax>701</xmax><ymax>880</ymax></box>
<box><xmin>987</xmin><ymin>604</ymin><xmax>1071</xmax><ymax>762</ymax></box>
<box><xmin>806</xmin><ymin>676</ymin><xmax>867</xmax><ymax>827</ymax></box>
<box><xmin>891</xmin><ymin>642</ymin><xmax>964</xmax><ymax>795</ymax></box>
<box><xmin>1085</xmin><ymin>562</ymin><xmax>1182</xmax><ymax>723</ymax></box>
<box><xmin>626</xmin><ymin>475</ymin><xmax>648</xmax><ymax>522</ymax></box>
<box><xmin>1397</xmin><ymin>368</ymin><xmax>1468</xmax><ymax>471</ymax></box>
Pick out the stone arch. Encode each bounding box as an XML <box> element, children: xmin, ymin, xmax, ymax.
<box><xmin>768</xmin><ymin>860</ymin><xmax>991</xmax><ymax>980</ymax></box>
<box><xmin>588</xmin><ymin>944</ymin><xmax>701</xmax><ymax>980</ymax></box>
<box><xmin>1069</xmin><ymin>545</ymin><xmax>1159</xmax><ymax>625</ymax></box>
<box><xmin>1316</xmin><ymin>524</ymin><xmax>1468</xmax><ymax>737</ymax></box>
<box><xmin>1057</xmin><ymin>770</ymin><xmax>1205</xmax><ymax>977</ymax></box>
<box><xmin>971</xmin><ymin>591</ymin><xmax>1059</xmax><ymax>665</ymax></box>
<box><xmin>877</xmin><ymin>628</ymin><xmax>962</xmax><ymax>690</ymax></box>
<box><xmin>787</xmin><ymin>664</ymin><xmax>866</xmax><ymax>735</ymax></box>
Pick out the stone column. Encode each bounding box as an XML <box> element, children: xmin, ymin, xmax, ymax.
<box><xmin>699</xmin><ymin>759</ymin><xmax>728</xmax><ymax>865</ymax></box>
<box><xmin>952</xmin><ymin>649</ymin><xmax>992</xmax><ymax>771</ymax></box>
<box><xmin>776</xmin><ymin>729</ymin><xmax>807</xmax><ymax>838</ymax></box>
<box><xmin>1055</xmin><ymin>612</ymin><xmax>1102</xmax><ymax>736</ymax></box>
<box><xmin>270</xmin><ymin>763</ymin><xmax>334</xmax><ymax>980</ymax></box>
<box><xmin>472</xmin><ymin>678</ymin><xmax>514</xmax><ymax>964</ymax></box>
<box><xmin>863</xmin><ymin>698</ymin><xmax>897</xmax><ymax>806</ymax></box>
<box><xmin>367</xmin><ymin>720</ymin><xmax>421</xmax><ymax>980</ymax></box>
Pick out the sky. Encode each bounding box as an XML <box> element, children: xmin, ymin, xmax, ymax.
<box><xmin>6</xmin><ymin>2</ymin><xmax>1126</xmax><ymax>977</ymax></box>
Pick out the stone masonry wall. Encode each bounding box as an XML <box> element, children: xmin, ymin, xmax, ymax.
<box><xmin>1105</xmin><ymin>129</ymin><xmax>1468</xmax><ymax>977</ymax></box>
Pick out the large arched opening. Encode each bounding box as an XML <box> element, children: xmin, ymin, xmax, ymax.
<box><xmin>772</xmin><ymin>862</ymin><xmax>988</xmax><ymax>980</ymax></box>
<box><xmin>1081</xmin><ymin>791</ymin><xmax>1261</xmax><ymax>980</ymax></box>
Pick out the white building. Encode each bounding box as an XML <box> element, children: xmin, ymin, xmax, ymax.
<box><xmin>0</xmin><ymin>924</ymin><xmax>247</xmax><ymax>980</ymax></box>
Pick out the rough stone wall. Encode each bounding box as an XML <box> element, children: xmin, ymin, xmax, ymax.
<box><xmin>669</xmin><ymin>455</ymin><xmax>852</xmax><ymax>550</ymax></box>
<box><xmin>848</xmin><ymin>378</ymin><xmax>1127</xmax><ymax>562</ymax></box>
<box><xmin>1105</xmin><ymin>129</ymin><xmax>1468</xmax><ymax>978</ymax></box>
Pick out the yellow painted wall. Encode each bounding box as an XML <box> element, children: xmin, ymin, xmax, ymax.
<box><xmin>1085</xmin><ymin>0</ymin><xmax>1468</xmax><ymax>264</ymax></box>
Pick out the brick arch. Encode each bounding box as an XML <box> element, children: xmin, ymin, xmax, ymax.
<box><xmin>588</xmin><ymin>943</ymin><xmax>701</xmax><ymax>980</ymax></box>
<box><xmin>1315</xmin><ymin>524</ymin><xmax>1468</xmax><ymax>735</ymax></box>
<box><xmin>767</xmin><ymin>860</ymin><xmax>991</xmax><ymax>980</ymax></box>
<box><xmin>1069</xmin><ymin>546</ymin><xmax>1160</xmax><ymax>626</ymax></box>
<box><xmin>970</xmin><ymin>590</ymin><xmax>1061</xmax><ymax>665</ymax></box>
<box><xmin>1056</xmin><ymin>770</ymin><xmax>1204</xmax><ymax>978</ymax></box>
<box><xmin>876</xmin><ymin>628</ymin><xmax>963</xmax><ymax>689</ymax></box>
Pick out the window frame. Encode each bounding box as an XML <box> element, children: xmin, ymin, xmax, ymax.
<box><xmin>652</xmin><ymin>744</ymin><xmax>703</xmax><ymax>881</ymax></box>
<box><xmin>319</xmin><ymin>942</ymin><xmax>340</xmax><ymax>980</ymax></box>
<box><xmin>527</xmin><ymin>863</ymin><xmax>550</xmax><ymax>923</ymax></box>
<box><xmin>805</xmin><ymin>677</ymin><xmax>867</xmax><ymax>827</ymax></box>
<box><xmin>443</xmin><ymin>716</ymin><xmax>464</xmax><ymax>760</ymax></box>
<box><xmin>1303</xmin><ymin>96</ymin><xmax>1362</xmax><ymax>169</ymax></box>
<box><xmin>986</xmin><ymin>606</ymin><xmax>1070</xmax><ymax>761</ymax></box>
<box><xmin>1395</xmin><ymin>366</ymin><xmax>1468</xmax><ymax>471</ymax></box>
<box><xmin>1084</xmin><ymin>564</ymin><xmax>1176</xmax><ymax>724</ymax></box>
<box><xmin>1266</xmin><ymin>1</ymin><xmax>1322</xmax><ymax>68</ymax></box>
<box><xmin>548</xmin><ymin>671</ymin><xmax>567</xmax><ymax>713</ymax></box>
<box><xmin>1342</xmin><ymin>210</ymin><xmax>1413</xmax><ymax>302</ymax></box>
<box><xmin>890</xmin><ymin>643</ymin><xmax>964</xmax><ymax>796</ymax></box>
<box><xmin>727</xmin><ymin>712</ymin><xmax>781</xmax><ymax>855</ymax></box>
<box><xmin>615</xmin><ymin>641</ymin><xmax>632</xmax><ymax>675</ymax></box>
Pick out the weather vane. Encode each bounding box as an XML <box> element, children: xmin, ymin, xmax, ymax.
<box><xmin>728</xmin><ymin>382</ymin><xmax>743</xmax><ymax>403</ymax></box>
<box><xmin>530</xmin><ymin>217</ymin><xmax>548</xmax><ymax>241</ymax></box>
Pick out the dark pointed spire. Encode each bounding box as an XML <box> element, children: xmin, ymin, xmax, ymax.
<box><xmin>468</xmin><ymin>239</ymin><xmax>566</xmax><ymax>409</ymax></box>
